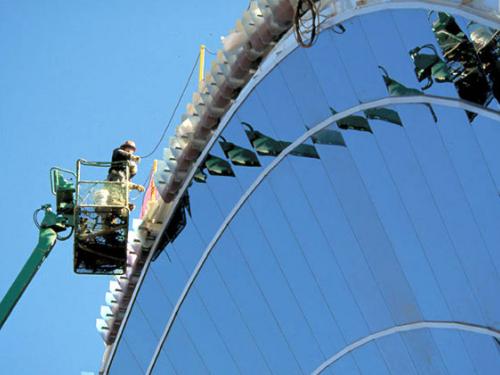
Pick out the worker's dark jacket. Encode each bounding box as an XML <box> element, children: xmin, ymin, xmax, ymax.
<box><xmin>107</xmin><ymin>148</ymin><xmax>137</xmax><ymax>181</ymax></box>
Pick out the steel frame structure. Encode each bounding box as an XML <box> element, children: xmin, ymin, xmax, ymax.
<box><xmin>101</xmin><ymin>1</ymin><xmax>500</xmax><ymax>373</ymax></box>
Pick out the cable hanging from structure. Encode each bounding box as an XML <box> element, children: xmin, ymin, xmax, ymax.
<box><xmin>294</xmin><ymin>0</ymin><xmax>321</xmax><ymax>48</ymax></box>
<box><xmin>205</xmin><ymin>47</ymin><xmax>217</xmax><ymax>56</ymax></box>
<box><xmin>139</xmin><ymin>53</ymin><xmax>201</xmax><ymax>159</ymax></box>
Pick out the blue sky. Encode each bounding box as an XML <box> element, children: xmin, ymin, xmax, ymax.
<box><xmin>0</xmin><ymin>1</ymin><xmax>249</xmax><ymax>373</ymax></box>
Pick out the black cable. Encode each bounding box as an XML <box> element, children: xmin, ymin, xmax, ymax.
<box><xmin>33</xmin><ymin>208</ymin><xmax>42</xmax><ymax>229</ymax></box>
<box><xmin>205</xmin><ymin>47</ymin><xmax>217</xmax><ymax>56</ymax></box>
<box><xmin>139</xmin><ymin>53</ymin><xmax>201</xmax><ymax>159</ymax></box>
<box><xmin>33</xmin><ymin>206</ymin><xmax>74</xmax><ymax>240</ymax></box>
<box><xmin>57</xmin><ymin>227</ymin><xmax>74</xmax><ymax>241</ymax></box>
<box><xmin>294</xmin><ymin>0</ymin><xmax>320</xmax><ymax>48</ymax></box>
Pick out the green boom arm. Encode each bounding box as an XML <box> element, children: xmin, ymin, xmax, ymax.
<box><xmin>0</xmin><ymin>206</ymin><xmax>65</xmax><ymax>330</ymax></box>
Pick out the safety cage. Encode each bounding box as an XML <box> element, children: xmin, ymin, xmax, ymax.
<box><xmin>51</xmin><ymin>160</ymin><xmax>131</xmax><ymax>275</ymax></box>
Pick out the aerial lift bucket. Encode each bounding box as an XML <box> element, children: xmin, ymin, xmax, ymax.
<box><xmin>73</xmin><ymin>160</ymin><xmax>129</xmax><ymax>275</ymax></box>
<box><xmin>0</xmin><ymin>160</ymin><xmax>133</xmax><ymax>329</ymax></box>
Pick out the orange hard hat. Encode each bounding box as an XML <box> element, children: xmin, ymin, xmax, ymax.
<box><xmin>120</xmin><ymin>140</ymin><xmax>136</xmax><ymax>151</ymax></box>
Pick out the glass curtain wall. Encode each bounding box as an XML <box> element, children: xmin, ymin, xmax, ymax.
<box><xmin>109</xmin><ymin>8</ymin><xmax>500</xmax><ymax>375</ymax></box>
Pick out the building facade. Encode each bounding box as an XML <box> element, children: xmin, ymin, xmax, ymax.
<box><xmin>99</xmin><ymin>1</ymin><xmax>500</xmax><ymax>373</ymax></box>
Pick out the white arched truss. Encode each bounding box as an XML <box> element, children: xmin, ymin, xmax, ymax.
<box><xmin>311</xmin><ymin>320</ymin><xmax>500</xmax><ymax>374</ymax></box>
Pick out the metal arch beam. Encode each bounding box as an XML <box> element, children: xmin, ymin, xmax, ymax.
<box><xmin>254</xmin><ymin>0</ymin><xmax>500</xmax><ymax>92</ymax></box>
<box><xmin>312</xmin><ymin>320</ymin><xmax>500</xmax><ymax>375</ymax></box>
<box><xmin>145</xmin><ymin>95</ymin><xmax>500</xmax><ymax>374</ymax></box>
<box><xmin>321</xmin><ymin>1</ymin><xmax>500</xmax><ymax>30</ymax></box>
<box><xmin>103</xmin><ymin>3</ymin><xmax>500</xmax><ymax>372</ymax></box>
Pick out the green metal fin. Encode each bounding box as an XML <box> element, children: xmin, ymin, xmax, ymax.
<box><xmin>242</xmin><ymin>121</ymin><xmax>319</xmax><ymax>158</ymax></box>
<box><xmin>431</xmin><ymin>61</ymin><xmax>453</xmax><ymax>83</ymax></box>
<box><xmin>246</xmin><ymin>133</ymin><xmax>286</xmax><ymax>156</ymax></box>
<box><xmin>194</xmin><ymin>167</ymin><xmax>208</xmax><ymax>183</ymax></box>
<box><xmin>242</xmin><ymin>121</ymin><xmax>287</xmax><ymax>156</ymax></box>
<box><xmin>432</xmin><ymin>12</ymin><xmax>468</xmax><ymax>55</ymax></box>
<box><xmin>330</xmin><ymin>108</ymin><xmax>372</xmax><ymax>133</ymax></box>
<box><xmin>290</xmin><ymin>143</ymin><xmax>320</xmax><ymax>159</ymax></box>
<box><xmin>409</xmin><ymin>44</ymin><xmax>453</xmax><ymax>89</ymax></box>
<box><xmin>219</xmin><ymin>138</ymin><xmax>261</xmax><ymax>167</ymax></box>
<box><xmin>381</xmin><ymin>74</ymin><xmax>423</xmax><ymax>97</ymax></box>
<box><xmin>204</xmin><ymin>154</ymin><xmax>235</xmax><ymax>177</ymax></box>
<box><xmin>364</xmin><ymin>107</ymin><xmax>403</xmax><ymax>126</ymax></box>
<box><xmin>310</xmin><ymin>128</ymin><xmax>347</xmax><ymax>146</ymax></box>
<box><xmin>379</xmin><ymin>66</ymin><xmax>438</xmax><ymax>122</ymax></box>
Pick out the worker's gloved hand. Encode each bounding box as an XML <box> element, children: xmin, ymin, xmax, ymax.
<box><xmin>132</xmin><ymin>155</ymin><xmax>141</xmax><ymax>162</ymax></box>
<box><xmin>129</xmin><ymin>183</ymin><xmax>145</xmax><ymax>192</ymax></box>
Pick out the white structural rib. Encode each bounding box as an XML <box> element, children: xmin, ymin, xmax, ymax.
<box><xmin>323</xmin><ymin>1</ymin><xmax>500</xmax><ymax>30</ymax></box>
<box><xmin>145</xmin><ymin>95</ymin><xmax>500</xmax><ymax>374</ymax></box>
<box><xmin>311</xmin><ymin>321</ymin><xmax>500</xmax><ymax>375</ymax></box>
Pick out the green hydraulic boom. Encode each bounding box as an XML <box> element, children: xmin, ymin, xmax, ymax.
<box><xmin>0</xmin><ymin>205</ymin><xmax>67</xmax><ymax>329</ymax></box>
<box><xmin>0</xmin><ymin>160</ymin><xmax>131</xmax><ymax>330</ymax></box>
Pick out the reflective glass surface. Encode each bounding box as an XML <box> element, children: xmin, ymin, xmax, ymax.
<box><xmin>109</xmin><ymin>8</ymin><xmax>500</xmax><ymax>374</ymax></box>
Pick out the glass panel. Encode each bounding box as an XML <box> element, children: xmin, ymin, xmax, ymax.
<box><xmin>109</xmin><ymin>338</ymin><xmax>145</xmax><ymax>374</ymax></box>
<box><xmin>280</xmin><ymin>131</ymin><xmax>436</xmax><ymax>374</ymax></box>
<box><xmin>327</xmin><ymin>17</ymin><xmax>387</xmax><ymax>103</ymax></box>
<box><xmin>303</xmin><ymin>30</ymin><xmax>360</xmax><ymax>112</ymax></box>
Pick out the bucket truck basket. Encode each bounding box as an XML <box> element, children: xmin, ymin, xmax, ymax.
<box><xmin>74</xmin><ymin>160</ymin><xmax>129</xmax><ymax>275</ymax></box>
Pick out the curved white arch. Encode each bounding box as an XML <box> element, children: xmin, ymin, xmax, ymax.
<box><xmin>104</xmin><ymin>3</ymin><xmax>500</xmax><ymax>372</ymax></box>
<box><xmin>312</xmin><ymin>320</ymin><xmax>500</xmax><ymax>375</ymax></box>
<box><xmin>322</xmin><ymin>1</ymin><xmax>500</xmax><ymax>31</ymax></box>
<box><xmin>145</xmin><ymin>95</ymin><xmax>500</xmax><ymax>374</ymax></box>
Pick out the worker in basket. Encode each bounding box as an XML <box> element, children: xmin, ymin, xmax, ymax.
<box><xmin>107</xmin><ymin>140</ymin><xmax>145</xmax><ymax>210</ymax></box>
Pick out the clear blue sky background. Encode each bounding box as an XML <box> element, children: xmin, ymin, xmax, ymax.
<box><xmin>0</xmin><ymin>1</ymin><xmax>249</xmax><ymax>373</ymax></box>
